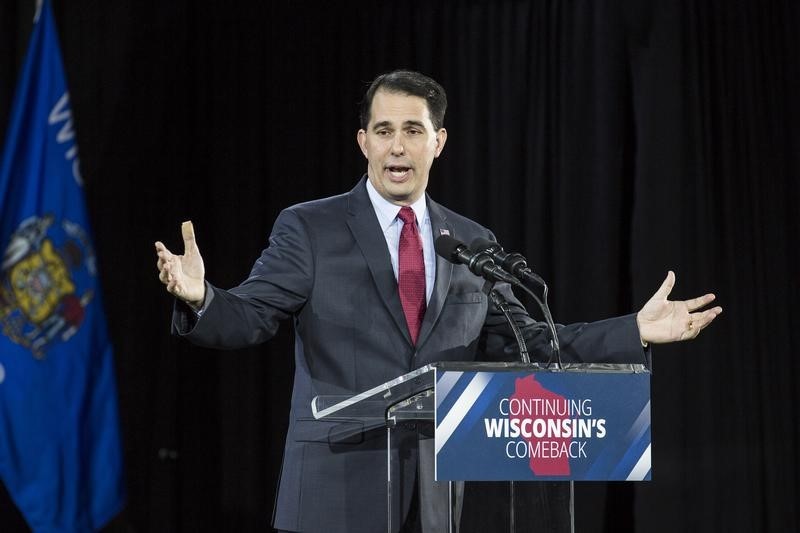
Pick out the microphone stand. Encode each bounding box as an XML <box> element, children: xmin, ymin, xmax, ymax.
<box><xmin>486</xmin><ymin>276</ymin><xmax>573</xmax><ymax>533</ymax></box>
<box><xmin>469</xmin><ymin>251</ymin><xmax>570</xmax><ymax>533</ymax></box>
<box><xmin>485</xmin><ymin>284</ymin><xmax>528</xmax><ymax>533</ymax></box>
<box><xmin>513</xmin><ymin>276</ymin><xmax>578</xmax><ymax>533</ymax></box>
<box><xmin>511</xmin><ymin>274</ymin><xmax>574</xmax><ymax>533</ymax></box>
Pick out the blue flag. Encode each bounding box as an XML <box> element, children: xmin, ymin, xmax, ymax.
<box><xmin>0</xmin><ymin>1</ymin><xmax>126</xmax><ymax>530</ymax></box>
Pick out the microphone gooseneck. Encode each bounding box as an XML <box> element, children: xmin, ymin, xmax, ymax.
<box><xmin>468</xmin><ymin>238</ymin><xmax>563</xmax><ymax>368</ymax></box>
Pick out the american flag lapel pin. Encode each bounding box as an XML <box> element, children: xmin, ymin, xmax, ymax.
<box><xmin>439</xmin><ymin>228</ymin><xmax>450</xmax><ymax>236</ymax></box>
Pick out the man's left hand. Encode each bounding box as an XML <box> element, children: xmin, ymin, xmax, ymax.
<box><xmin>637</xmin><ymin>271</ymin><xmax>722</xmax><ymax>344</ymax></box>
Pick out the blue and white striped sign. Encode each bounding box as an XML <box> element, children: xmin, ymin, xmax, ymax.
<box><xmin>435</xmin><ymin>367</ymin><xmax>651</xmax><ymax>481</ymax></box>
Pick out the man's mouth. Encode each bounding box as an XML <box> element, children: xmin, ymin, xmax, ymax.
<box><xmin>385</xmin><ymin>165</ymin><xmax>411</xmax><ymax>181</ymax></box>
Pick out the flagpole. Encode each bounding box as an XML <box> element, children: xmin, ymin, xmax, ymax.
<box><xmin>34</xmin><ymin>0</ymin><xmax>43</xmax><ymax>23</ymax></box>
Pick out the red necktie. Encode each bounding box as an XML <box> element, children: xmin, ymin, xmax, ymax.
<box><xmin>397</xmin><ymin>206</ymin><xmax>426</xmax><ymax>345</ymax></box>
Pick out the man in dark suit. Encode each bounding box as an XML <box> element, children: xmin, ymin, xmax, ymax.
<box><xmin>155</xmin><ymin>70</ymin><xmax>721</xmax><ymax>533</ymax></box>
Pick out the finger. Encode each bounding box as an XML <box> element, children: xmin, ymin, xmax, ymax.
<box><xmin>155</xmin><ymin>241</ymin><xmax>172</xmax><ymax>255</ymax></box>
<box><xmin>685</xmin><ymin>293</ymin><xmax>716</xmax><ymax>312</ymax></box>
<box><xmin>167</xmin><ymin>279</ymin><xmax>179</xmax><ymax>295</ymax></box>
<box><xmin>682</xmin><ymin>314</ymin><xmax>702</xmax><ymax>340</ymax></box>
<box><xmin>159</xmin><ymin>261</ymin><xmax>173</xmax><ymax>284</ymax></box>
<box><xmin>163</xmin><ymin>261</ymin><xmax>173</xmax><ymax>283</ymax></box>
<box><xmin>693</xmin><ymin>307</ymin><xmax>723</xmax><ymax>331</ymax></box>
<box><xmin>181</xmin><ymin>221</ymin><xmax>198</xmax><ymax>254</ymax></box>
<box><xmin>156</xmin><ymin>243</ymin><xmax>174</xmax><ymax>262</ymax></box>
<box><xmin>683</xmin><ymin>308</ymin><xmax>722</xmax><ymax>341</ymax></box>
<box><xmin>652</xmin><ymin>270</ymin><xmax>675</xmax><ymax>300</ymax></box>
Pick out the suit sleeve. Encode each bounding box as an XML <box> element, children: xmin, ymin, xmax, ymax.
<box><xmin>171</xmin><ymin>207</ymin><xmax>314</xmax><ymax>350</ymax></box>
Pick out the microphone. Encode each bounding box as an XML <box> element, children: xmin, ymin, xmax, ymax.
<box><xmin>469</xmin><ymin>238</ymin><xmax>545</xmax><ymax>286</ymax></box>
<box><xmin>470</xmin><ymin>237</ymin><xmax>563</xmax><ymax>368</ymax></box>
<box><xmin>434</xmin><ymin>235</ymin><xmax>520</xmax><ymax>285</ymax></box>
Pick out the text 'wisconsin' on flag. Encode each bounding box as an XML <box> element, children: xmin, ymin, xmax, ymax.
<box><xmin>0</xmin><ymin>1</ymin><xmax>126</xmax><ymax>531</ymax></box>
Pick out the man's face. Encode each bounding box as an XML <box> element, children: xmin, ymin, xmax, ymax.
<box><xmin>357</xmin><ymin>90</ymin><xmax>447</xmax><ymax>206</ymax></box>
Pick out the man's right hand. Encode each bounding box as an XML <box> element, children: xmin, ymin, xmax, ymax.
<box><xmin>155</xmin><ymin>221</ymin><xmax>206</xmax><ymax>308</ymax></box>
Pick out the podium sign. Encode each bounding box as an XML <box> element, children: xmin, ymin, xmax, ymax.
<box><xmin>435</xmin><ymin>365</ymin><xmax>651</xmax><ymax>481</ymax></box>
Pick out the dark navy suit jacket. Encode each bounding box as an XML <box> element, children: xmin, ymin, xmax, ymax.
<box><xmin>173</xmin><ymin>177</ymin><xmax>648</xmax><ymax>533</ymax></box>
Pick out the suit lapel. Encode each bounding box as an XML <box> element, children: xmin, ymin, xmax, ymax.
<box><xmin>346</xmin><ymin>178</ymin><xmax>413</xmax><ymax>346</ymax></box>
<box><xmin>345</xmin><ymin>179</ymin><xmax>457</xmax><ymax>351</ymax></box>
<box><xmin>416</xmin><ymin>197</ymin><xmax>453</xmax><ymax>349</ymax></box>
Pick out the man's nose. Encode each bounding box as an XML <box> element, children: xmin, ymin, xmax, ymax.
<box><xmin>390</xmin><ymin>133</ymin><xmax>405</xmax><ymax>154</ymax></box>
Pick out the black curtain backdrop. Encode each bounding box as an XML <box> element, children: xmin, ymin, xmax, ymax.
<box><xmin>1</xmin><ymin>1</ymin><xmax>798</xmax><ymax>532</ymax></box>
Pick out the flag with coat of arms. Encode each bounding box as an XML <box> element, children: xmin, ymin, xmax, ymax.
<box><xmin>0</xmin><ymin>0</ymin><xmax>126</xmax><ymax>530</ymax></box>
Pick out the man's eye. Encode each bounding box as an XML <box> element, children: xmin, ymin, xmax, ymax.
<box><xmin>406</xmin><ymin>129</ymin><xmax>421</xmax><ymax>135</ymax></box>
<box><xmin>377</xmin><ymin>130</ymin><xmax>391</xmax><ymax>136</ymax></box>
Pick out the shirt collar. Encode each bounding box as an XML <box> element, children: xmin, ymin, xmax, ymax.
<box><xmin>366</xmin><ymin>177</ymin><xmax>428</xmax><ymax>231</ymax></box>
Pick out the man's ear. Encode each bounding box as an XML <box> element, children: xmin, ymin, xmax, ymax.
<box><xmin>357</xmin><ymin>129</ymin><xmax>368</xmax><ymax>158</ymax></box>
<box><xmin>434</xmin><ymin>128</ymin><xmax>448</xmax><ymax>158</ymax></box>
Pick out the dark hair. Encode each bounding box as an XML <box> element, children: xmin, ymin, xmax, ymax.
<box><xmin>359</xmin><ymin>70</ymin><xmax>448</xmax><ymax>130</ymax></box>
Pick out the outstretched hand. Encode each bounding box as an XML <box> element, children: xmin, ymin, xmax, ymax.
<box><xmin>636</xmin><ymin>271</ymin><xmax>722</xmax><ymax>344</ymax></box>
<box><xmin>155</xmin><ymin>221</ymin><xmax>206</xmax><ymax>307</ymax></box>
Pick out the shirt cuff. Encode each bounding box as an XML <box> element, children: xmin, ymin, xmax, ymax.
<box><xmin>187</xmin><ymin>281</ymin><xmax>214</xmax><ymax>318</ymax></box>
